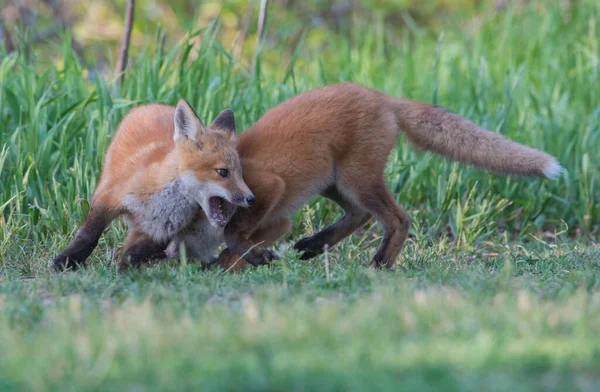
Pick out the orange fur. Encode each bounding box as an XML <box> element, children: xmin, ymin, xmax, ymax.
<box><xmin>214</xmin><ymin>82</ymin><xmax>562</xmax><ymax>270</ymax></box>
<box><xmin>51</xmin><ymin>83</ymin><xmax>562</xmax><ymax>272</ymax></box>
<box><xmin>50</xmin><ymin>100</ymin><xmax>252</xmax><ymax>271</ymax></box>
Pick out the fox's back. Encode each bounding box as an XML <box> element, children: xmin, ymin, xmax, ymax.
<box><xmin>92</xmin><ymin>104</ymin><xmax>177</xmax><ymax>204</ymax></box>
<box><xmin>237</xmin><ymin>83</ymin><xmax>395</xmax><ymax>200</ymax></box>
<box><xmin>238</xmin><ymin>83</ymin><xmax>392</xmax><ymax>160</ymax></box>
<box><xmin>102</xmin><ymin>104</ymin><xmax>175</xmax><ymax>180</ymax></box>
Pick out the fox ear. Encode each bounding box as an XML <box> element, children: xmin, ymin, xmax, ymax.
<box><xmin>208</xmin><ymin>109</ymin><xmax>237</xmax><ymax>139</ymax></box>
<box><xmin>174</xmin><ymin>99</ymin><xmax>207</xmax><ymax>143</ymax></box>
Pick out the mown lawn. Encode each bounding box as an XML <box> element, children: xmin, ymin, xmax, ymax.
<box><xmin>1</xmin><ymin>240</ymin><xmax>599</xmax><ymax>391</ymax></box>
<box><xmin>0</xmin><ymin>1</ymin><xmax>599</xmax><ymax>390</ymax></box>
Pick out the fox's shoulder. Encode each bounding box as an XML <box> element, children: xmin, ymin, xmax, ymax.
<box><xmin>126</xmin><ymin>103</ymin><xmax>175</xmax><ymax>116</ymax></box>
<box><xmin>112</xmin><ymin>104</ymin><xmax>176</xmax><ymax>141</ymax></box>
<box><xmin>101</xmin><ymin>104</ymin><xmax>177</xmax><ymax>189</ymax></box>
<box><xmin>120</xmin><ymin>104</ymin><xmax>175</xmax><ymax>128</ymax></box>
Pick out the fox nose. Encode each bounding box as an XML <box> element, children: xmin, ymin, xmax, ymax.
<box><xmin>246</xmin><ymin>194</ymin><xmax>255</xmax><ymax>206</ymax></box>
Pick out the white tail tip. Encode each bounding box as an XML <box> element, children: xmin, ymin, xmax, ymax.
<box><xmin>543</xmin><ymin>159</ymin><xmax>564</xmax><ymax>180</ymax></box>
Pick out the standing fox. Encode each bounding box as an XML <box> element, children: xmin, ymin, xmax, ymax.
<box><xmin>208</xmin><ymin>82</ymin><xmax>562</xmax><ymax>270</ymax></box>
<box><xmin>50</xmin><ymin>100</ymin><xmax>254</xmax><ymax>271</ymax></box>
<box><xmin>52</xmin><ymin>83</ymin><xmax>562</xmax><ymax>272</ymax></box>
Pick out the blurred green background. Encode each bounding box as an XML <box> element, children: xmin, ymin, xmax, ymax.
<box><xmin>2</xmin><ymin>0</ymin><xmax>513</xmax><ymax>73</ymax></box>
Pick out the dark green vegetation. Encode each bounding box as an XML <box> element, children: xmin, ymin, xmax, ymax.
<box><xmin>0</xmin><ymin>1</ymin><xmax>599</xmax><ymax>390</ymax></box>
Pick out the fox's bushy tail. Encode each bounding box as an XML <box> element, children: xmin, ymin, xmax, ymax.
<box><xmin>389</xmin><ymin>97</ymin><xmax>562</xmax><ymax>179</ymax></box>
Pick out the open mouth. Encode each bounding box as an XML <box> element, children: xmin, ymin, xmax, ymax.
<box><xmin>207</xmin><ymin>196</ymin><xmax>227</xmax><ymax>228</ymax></box>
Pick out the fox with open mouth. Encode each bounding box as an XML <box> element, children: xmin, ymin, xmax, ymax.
<box><xmin>50</xmin><ymin>99</ymin><xmax>254</xmax><ymax>271</ymax></box>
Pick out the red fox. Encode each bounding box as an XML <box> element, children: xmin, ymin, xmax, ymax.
<box><xmin>209</xmin><ymin>82</ymin><xmax>563</xmax><ymax>270</ymax></box>
<box><xmin>50</xmin><ymin>100</ymin><xmax>254</xmax><ymax>271</ymax></box>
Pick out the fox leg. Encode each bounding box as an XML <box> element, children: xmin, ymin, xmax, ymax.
<box><xmin>50</xmin><ymin>204</ymin><xmax>117</xmax><ymax>271</ymax></box>
<box><xmin>351</xmin><ymin>180</ymin><xmax>410</xmax><ymax>269</ymax></box>
<box><xmin>293</xmin><ymin>187</ymin><xmax>371</xmax><ymax>260</ymax></box>
<box><xmin>214</xmin><ymin>218</ymin><xmax>291</xmax><ymax>272</ymax></box>
<box><xmin>216</xmin><ymin>171</ymin><xmax>286</xmax><ymax>268</ymax></box>
<box><xmin>118</xmin><ymin>229</ymin><xmax>168</xmax><ymax>271</ymax></box>
<box><xmin>252</xmin><ymin>217</ymin><xmax>291</xmax><ymax>247</ymax></box>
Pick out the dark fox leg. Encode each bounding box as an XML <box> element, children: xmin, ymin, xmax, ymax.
<box><xmin>353</xmin><ymin>180</ymin><xmax>409</xmax><ymax>269</ymax></box>
<box><xmin>294</xmin><ymin>187</ymin><xmax>371</xmax><ymax>260</ymax></box>
<box><xmin>251</xmin><ymin>217</ymin><xmax>291</xmax><ymax>248</ymax></box>
<box><xmin>50</xmin><ymin>207</ymin><xmax>116</xmax><ymax>271</ymax></box>
<box><xmin>119</xmin><ymin>229</ymin><xmax>168</xmax><ymax>271</ymax></box>
<box><xmin>118</xmin><ymin>229</ymin><xmax>168</xmax><ymax>271</ymax></box>
<box><xmin>213</xmin><ymin>218</ymin><xmax>290</xmax><ymax>272</ymax></box>
<box><xmin>217</xmin><ymin>171</ymin><xmax>286</xmax><ymax>267</ymax></box>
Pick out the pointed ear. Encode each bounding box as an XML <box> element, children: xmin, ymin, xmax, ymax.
<box><xmin>174</xmin><ymin>99</ymin><xmax>206</xmax><ymax>143</ymax></box>
<box><xmin>208</xmin><ymin>109</ymin><xmax>237</xmax><ymax>138</ymax></box>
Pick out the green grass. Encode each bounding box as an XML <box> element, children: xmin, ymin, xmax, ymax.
<box><xmin>1</xmin><ymin>1</ymin><xmax>599</xmax><ymax>390</ymax></box>
<box><xmin>1</xmin><ymin>241</ymin><xmax>600</xmax><ymax>391</ymax></box>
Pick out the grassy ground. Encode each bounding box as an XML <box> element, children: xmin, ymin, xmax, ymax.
<box><xmin>1</xmin><ymin>241</ymin><xmax>600</xmax><ymax>391</ymax></box>
<box><xmin>0</xmin><ymin>1</ymin><xmax>599</xmax><ymax>390</ymax></box>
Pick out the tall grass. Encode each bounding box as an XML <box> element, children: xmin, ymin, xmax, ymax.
<box><xmin>0</xmin><ymin>1</ymin><xmax>598</xmax><ymax>260</ymax></box>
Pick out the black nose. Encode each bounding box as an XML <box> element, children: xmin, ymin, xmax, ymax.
<box><xmin>246</xmin><ymin>194</ymin><xmax>255</xmax><ymax>206</ymax></box>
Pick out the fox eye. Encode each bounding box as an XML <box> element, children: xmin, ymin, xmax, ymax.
<box><xmin>216</xmin><ymin>169</ymin><xmax>229</xmax><ymax>178</ymax></box>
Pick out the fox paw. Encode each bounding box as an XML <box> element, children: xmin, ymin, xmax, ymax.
<box><xmin>165</xmin><ymin>240</ymin><xmax>180</xmax><ymax>258</ymax></box>
<box><xmin>293</xmin><ymin>237</ymin><xmax>327</xmax><ymax>260</ymax></box>
<box><xmin>48</xmin><ymin>254</ymin><xmax>81</xmax><ymax>272</ymax></box>
<box><xmin>213</xmin><ymin>249</ymin><xmax>247</xmax><ymax>272</ymax></box>
<box><xmin>247</xmin><ymin>247</ymin><xmax>280</xmax><ymax>266</ymax></box>
<box><xmin>368</xmin><ymin>259</ymin><xmax>399</xmax><ymax>270</ymax></box>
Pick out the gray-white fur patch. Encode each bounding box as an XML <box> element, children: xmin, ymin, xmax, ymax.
<box><xmin>165</xmin><ymin>201</ymin><xmax>237</xmax><ymax>262</ymax></box>
<box><xmin>123</xmin><ymin>178</ymin><xmax>199</xmax><ymax>242</ymax></box>
<box><xmin>166</xmin><ymin>220</ymin><xmax>223</xmax><ymax>262</ymax></box>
